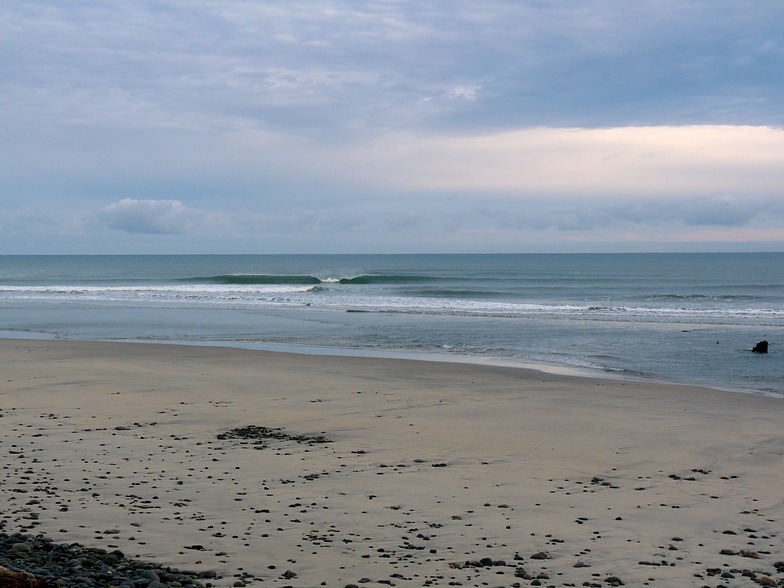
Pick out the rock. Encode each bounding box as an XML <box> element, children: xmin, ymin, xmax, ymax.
<box><xmin>103</xmin><ymin>554</ymin><xmax>120</xmax><ymax>565</ymax></box>
<box><xmin>740</xmin><ymin>549</ymin><xmax>760</xmax><ymax>558</ymax></box>
<box><xmin>0</xmin><ymin>565</ymin><xmax>55</xmax><ymax>587</ymax></box>
<box><xmin>141</xmin><ymin>570</ymin><xmax>161</xmax><ymax>581</ymax></box>
<box><xmin>752</xmin><ymin>340</ymin><xmax>768</xmax><ymax>353</ymax></box>
<box><xmin>530</xmin><ymin>551</ymin><xmax>549</xmax><ymax>560</ymax></box>
<box><xmin>0</xmin><ymin>532</ymin><xmax>220</xmax><ymax>587</ymax></box>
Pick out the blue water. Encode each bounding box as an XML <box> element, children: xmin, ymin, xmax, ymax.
<box><xmin>0</xmin><ymin>253</ymin><xmax>782</xmax><ymax>395</ymax></box>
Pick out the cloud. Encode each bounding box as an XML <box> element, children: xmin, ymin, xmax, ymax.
<box><xmin>611</xmin><ymin>195</ymin><xmax>775</xmax><ymax>227</ymax></box>
<box><xmin>341</xmin><ymin>125</ymin><xmax>784</xmax><ymax>197</ymax></box>
<box><xmin>679</xmin><ymin>196</ymin><xmax>766</xmax><ymax>226</ymax></box>
<box><xmin>98</xmin><ymin>199</ymin><xmax>371</xmax><ymax>237</ymax></box>
<box><xmin>3</xmin><ymin>189</ymin><xmax>782</xmax><ymax>255</ymax></box>
<box><xmin>99</xmin><ymin>198</ymin><xmax>208</xmax><ymax>234</ymax></box>
<box><xmin>7</xmin><ymin>123</ymin><xmax>782</xmax><ymax>207</ymax></box>
<box><xmin>458</xmin><ymin>194</ymin><xmax>784</xmax><ymax>237</ymax></box>
<box><xmin>1</xmin><ymin>2</ymin><xmax>783</xmax><ymax>253</ymax></box>
<box><xmin>96</xmin><ymin>192</ymin><xmax>782</xmax><ymax>241</ymax></box>
<box><xmin>3</xmin><ymin>0</ymin><xmax>782</xmax><ymax>140</ymax></box>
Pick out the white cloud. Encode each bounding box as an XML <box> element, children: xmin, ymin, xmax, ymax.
<box><xmin>448</xmin><ymin>85</ymin><xmax>480</xmax><ymax>101</ymax></box>
<box><xmin>99</xmin><ymin>198</ymin><xmax>208</xmax><ymax>234</ymax></box>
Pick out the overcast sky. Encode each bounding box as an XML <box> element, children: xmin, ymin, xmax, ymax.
<box><xmin>2</xmin><ymin>1</ymin><xmax>783</xmax><ymax>254</ymax></box>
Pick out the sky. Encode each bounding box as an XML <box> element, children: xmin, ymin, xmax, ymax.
<box><xmin>1</xmin><ymin>1</ymin><xmax>783</xmax><ymax>254</ymax></box>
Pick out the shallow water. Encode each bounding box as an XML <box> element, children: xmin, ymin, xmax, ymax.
<box><xmin>1</xmin><ymin>253</ymin><xmax>782</xmax><ymax>394</ymax></box>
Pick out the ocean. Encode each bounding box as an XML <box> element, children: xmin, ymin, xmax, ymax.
<box><xmin>0</xmin><ymin>253</ymin><xmax>782</xmax><ymax>395</ymax></box>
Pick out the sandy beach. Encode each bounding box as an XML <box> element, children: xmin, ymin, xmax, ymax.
<box><xmin>1</xmin><ymin>338</ymin><xmax>783</xmax><ymax>587</ymax></box>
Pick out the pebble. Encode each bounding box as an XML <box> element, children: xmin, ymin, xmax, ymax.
<box><xmin>0</xmin><ymin>532</ymin><xmax>220</xmax><ymax>587</ymax></box>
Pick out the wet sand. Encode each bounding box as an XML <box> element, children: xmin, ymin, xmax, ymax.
<box><xmin>1</xmin><ymin>339</ymin><xmax>783</xmax><ymax>587</ymax></box>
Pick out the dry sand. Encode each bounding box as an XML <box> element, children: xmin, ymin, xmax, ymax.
<box><xmin>1</xmin><ymin>338</ymin><xmax>783</xmax><ymax>587</ymax></box>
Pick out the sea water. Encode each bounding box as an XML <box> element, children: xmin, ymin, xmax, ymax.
<box><xmin>0</xmin><ymin>253</ymin><xmax>782</xmax><ymax>395</ymax></box>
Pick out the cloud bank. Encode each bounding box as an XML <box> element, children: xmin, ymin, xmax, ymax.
<box><xmin>0</xmin><ymin>1</ymin><xmax>782</xmax><ymax>253</ymax></box>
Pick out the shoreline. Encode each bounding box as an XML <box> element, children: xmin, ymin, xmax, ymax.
<box><xmin>156</xmin><ymin>338</ymin><xmax>784</xmax><ymax>399</ymax></box>
<box><xmin>0</xmin><ymin>328</ymin><xmax>627</xmax><ymax>380</ymax></box>
<box><xmin>2</xmin><ymin>329</ymin><xmax>777</xmax><ymax>399</ymax></box>
<box><xmin>2</xmin><ymin>338</ymin><xmax>784</xmax><ymax>587</ymax></box>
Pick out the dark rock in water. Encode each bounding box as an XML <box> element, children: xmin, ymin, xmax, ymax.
<box><xmin>752</xmin><ymin>340</ymin><xmax>769</xmax><ymax>354</ymax></box>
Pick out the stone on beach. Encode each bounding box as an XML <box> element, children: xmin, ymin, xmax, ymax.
<box><xmin>0</xmin><ymin>564</ymin><xmax>56</xmax><ymax>588</ymax></box>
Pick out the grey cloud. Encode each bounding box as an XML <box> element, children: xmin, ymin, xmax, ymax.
<box><xmin>3</xmin><ymin>0</ymin><xmax>782</xmax><ymax>140</ymax></box>
<box><xmin>677</xmin><ymin>196</ymin><xmax>770</xmax><ymax>227</ymax></box>
<box><xmin>95</xmin><ymin>194</ymin><xmax>779</xmax><ymax>242</ymax></box>
<box><xmin>0</xmin><ymin>208</ymin><xmax>89</xmax><ymax>235</ymax></box>
<box><xmin>460</xmin><ymin>195</ymin><xmax>783</xmax><ymax>235</ymax></box>
<box><xmin>611</xmin><ymin>196</ymin><xmax>776</xmax><ymax>228</ymax></box>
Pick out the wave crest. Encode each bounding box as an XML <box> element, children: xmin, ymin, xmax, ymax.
<box><xmin>338</xmin><ymin>274</ymin><xmax>435</xmax><ymax>285</ymax></box>
<box><xmin>185</xmin><ymin>274</ymin><xmax>322</xmax><ymax>285</ymax></box>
